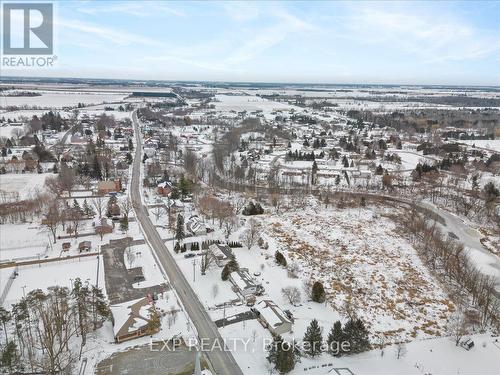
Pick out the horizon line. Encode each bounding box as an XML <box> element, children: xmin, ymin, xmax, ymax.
<box><xmin>1</xmin><ymin>75</ymin><xmax>499</xmax><ymax>89</ymax></box>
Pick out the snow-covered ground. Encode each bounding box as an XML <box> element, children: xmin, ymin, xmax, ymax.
<box><xmin>0</xmin><ymin>255</ymin><xmax>104</xmax><ymax>307</ymax></box>
<box><xmin>2</xmin><ymin>90</ymin><xmax>127</xmax><ymax>109</ymax></box>
<box><xmin>460</xmin><ymin>139</ymin><xmax>500</xmax><ymax>152</ymax></box>
<box><xmin>0</xmin><ymin>172</ymin><xmax>50</xmax><ymax>200</ymax></box>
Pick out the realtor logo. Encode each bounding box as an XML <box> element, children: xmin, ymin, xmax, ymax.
<box><xmin>2</xmin><ymin>3</ymin><xmax>53</xmax><ymax>55</ymax></box>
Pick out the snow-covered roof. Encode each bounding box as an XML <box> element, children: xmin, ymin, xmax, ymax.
<box><xmin>110</xmin><ymin>297</ymin><xmax>154</xmax><ymax>338</ymax></box>
<box><xmin>209</xmin><ymin>243</ymin><xmax>232</xmax><ymax>259</ymax></box>
<box><xmin>229</xmin><ymin>268</ymin><xmax>261</xmax><ymax>292</ymax></box>
<box><xmin>257</xmin><ymin>299</ymin><xmax>291</xmax><ymax>329</ymax></box>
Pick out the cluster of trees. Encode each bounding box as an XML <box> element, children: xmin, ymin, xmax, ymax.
<box><xmin>0</xmin><ymin>191</ymin><xmax>50</xmax><ymax>224</ymax></box>
<box><xmin>242</xmin><ymin>201</ymin><xmax>264</xmax><ymax>216</ymax></box>
<box><xmin>197</xmin><ymin>195</ymin><xmax>235</xmax><ymax>228</ymax></box>
<box><xmin>266</xmin><ymin>318</ymin><xmax>370</xmax><ymax>373</ymax></box>
<box><xmin>401</xmin><ymin>207</ymin><xmax>499</xmax><ymax>329</ymax></box>
<box><xmin>326</xmin><ymin>319</ymin><xmax>370</xmax><ymax>355</ymax></box>
<box><xmin>302</xmin><ymin>138</ymin><xmax>326</xmax><ymax>148</ymax></box>
<box><xmin>286</xmin><ymin>150</ymin><xmax>324</xmax><ymax>161</ymax></box>
<box><xmin>0</xmin><ymin>280</ymin><xmax>109</xmax><ymax>373</ymax></box>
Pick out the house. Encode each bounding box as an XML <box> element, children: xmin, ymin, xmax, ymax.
<box><xmin>256</xmin><ymin>299</ymin><xmax>293</xmax><ymax>336</ymax></box>
<box><xmin>186</xmin><ymin>215</ymin><xmax>206</xmax><ymax>236</ymax></box>
<box><xmin>208</xmin><ymin>243</ymin><xmax>233</xmax><ymax>267</ymax></box>
<box><xmin>78</xmin><ymin>241</ymin><xmax>91</xmax><ymax>252</ymax></box>
<box><xmin>157</xmin><ymin>181</ymin><xmax>172</xmax><ymax>197</ymax></box>
<box><xmin>62</xmin><ymin>242</ymin><xmax>71</xmax><ymax>252</ymax></box>
<box><xmin>229</xmin><ymin>268</ymin><xmax>264</xmax><ymax>297</ymax></box>
<box><xmin>110</xmin><ymin>297</ymin><xmax>159</xmax><ymax>343</ymax></box>
<box><xmin>97</xmin><ymin>179</ymin><xmax>122</xmax><ymax>194</ymax></box>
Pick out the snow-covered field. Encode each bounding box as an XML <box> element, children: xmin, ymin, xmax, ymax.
<box><xmin>0</xmin><ymin>172</ymin><xmax>50</xmax><ymax>200</ymax></box>
<box><xmin>460</xmin><ymin>139</ymin><xmax>500</xmax><ymax>152</ymax></box>
<box><xmin>2</xmin><ymin>90</ymin><xmax>127</xmax><ymax>109</ymax></box>
<box><xmin>212</xmin><ymin>93</ymin><xmax>299</xmax><ymax>119</ymax></box>
<box><xmin>0</xmin><ymin>223</ymin><xmax>50</xmax><ymax>262</ymax></box>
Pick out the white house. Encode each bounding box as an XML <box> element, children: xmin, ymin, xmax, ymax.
<box><xmin>256</xmin><ymin>299</ymin><xmax>293</xmax><ymax>336</ymax></box>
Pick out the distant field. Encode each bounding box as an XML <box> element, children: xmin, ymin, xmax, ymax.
<box><xmin>2</xmin><ymin>90</ymin><xmax>127</xmax><ymax>109</ymax></box>
<box><xmin>460</xmin><ymin>139</ymin><xmax>500</xmax><ymax>152</ymax></box>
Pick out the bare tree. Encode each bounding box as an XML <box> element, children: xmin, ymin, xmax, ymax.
<box><xmin>119</xmin><ymin>198</ymin><xmax>133</xmax><ymax>219</ymax></box>
<box><xmin>281</xmin><ymin>286</ymin><xmax>301</xmax><ymax>305</ymax></box>
<box><xmin>167</xmin><ymin>305</ymin><xmax>178</xmax><ymax>328</ymax></box>
<box><xmin>448</xmin><ymin>310</ymin><xmax>468</xmax><ymax>346</ymax></box>
<box><xmin>184</xmin><ymin>148</ymin><xmax>198</xmax><ymax>179</ymax></box>
<box><xmin>43</xmin><ymin>202</ymin><xmax>61</xmax><ymax>243</ymax></box>
<box><xmin>201</xmin><ymin>250</ymin><xmax>215</xmax><ymax>275</ymax></box>
<box><xmin>59</xmin><ymin>163</ymin><xmax>76</xmax><ymax>196</ymax></box>
<box><xmin>67</xmin><ymin>208</ymin><xmax>83</xmax><ymax>238</ymax></box>
<box><xmin>241</xmin><ymin>218</ymin><xmax>261</xmax><ymax>250</ymax></box>
<box><xmin>45</xmin><ymin>176</ymin><xmax>63</xmax><ymax>197</ymax></box>
<box><xmin>92</xmin><ymin>196</ymin><xmax>105</xmax><ymax>218</ymax></box>
<box><xmin>153</xmin><ymin>205</ymin><xmax>166</xmax><ymax>222</ymax></box>
<box><xmin>395</xmin><ymin>342</ymin><xmax>407</xmax><ymax>359</ymax></box>
<box><xmin>10</xmin><ymin>127</ymin><xmax>24</xmax><ymax>141</ymax></box>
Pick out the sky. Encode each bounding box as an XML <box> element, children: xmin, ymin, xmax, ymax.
<box><xmin>2</xmin><ymin>0</ymin><xmax>500</xmax><ymax>85</ymax></box>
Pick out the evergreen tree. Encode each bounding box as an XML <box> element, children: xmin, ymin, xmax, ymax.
<box><xmin>344</xmin><ymin>318</ymin><xmax>370</xmax><ymax>353</ymax></box>
<box><xmin>0</xmin><ymin>341</ymin><xmax>18</xmax><ymax>371</ymax></box>
<box><xmin>311</xmin><ymin>281</ymin><xmax>326</xmax><ymax>303</ymax></box>
<box><xmin>266</xmin><ymin>335</ymin><xmax>282</xmax><ymax>366</ymax></box>
<box><xmin>0</xmin><ymin>307</ymin><xmax>11</xmax><ymax>344</ymax></box>
<box><xmin>179</xmin><ymin>175</ymin><xmax>190</xmax><ymax>197</ymax></box>
<box><xmin>174</xmin><ymin>241</ymin><xmax>181</xmax><ymax>253</ymax></box>
<box><xmin>360</xmin><ymin>196</ymin><xmax>366</xmax><ymax>207</ymax></box>
<box><xmin>303</xmin><ymin>319</ymin><xmax>323</xmax><ymax>357</ymax></box>
<box><xmin>221</xmin><ymin>256</ymin><xmax>239</xmax><ymax>281</ymax></box>
<box><xmin>175</xmin><ymin>214</ymin><xmax>185</xmax><ymax>242</ymax></box>
<box><xmin>275</xmin><ymin>250</ymin><xmax>287</xmax><ymax>267</ymax></box>
<box><xmin>73</xmin><ymin>199</ymin><xmax>81</xmax><ymax>211</ymax></box>
<box><xmin>120</xmin><ymin>216</ymin><xmax>129</xmax><ymax>233</ymax></box>
<box><xmin>267</xmin><ymin>336</ymin><xmax>299</xmax><ymax>374</ymax></box>
<box><xmin>327</xmin><ymin>320</ymin><xmax>346</xmax><ymax>356</ymax></box>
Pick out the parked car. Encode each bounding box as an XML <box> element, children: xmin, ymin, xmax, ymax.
<box><xmin>184</xmin><ymin>253</ymin><xmax>196</xmax><ymax>258</ymax></box>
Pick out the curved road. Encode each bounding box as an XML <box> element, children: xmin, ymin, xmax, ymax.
<box><xmin>130</xmin><ymin>110</ymin><xmax>243</xmax><ymax>375</ymax></box>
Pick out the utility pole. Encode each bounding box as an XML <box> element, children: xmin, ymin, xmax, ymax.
<box><xmin>192</xmin><ymin>258</ymin><xmax>196</xmax><ymax>282</ymax></box>
<box><xmin>96</xmin><ymin>248</ymin><xmax>100</xmax><ymax>288</ymax></box>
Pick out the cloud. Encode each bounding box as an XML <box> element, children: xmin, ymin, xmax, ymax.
<box><xmin>76</xmin><ymin>2</ymin><xmax>186</xmax><ymax>17</ymax></box>
<box><xmin>345</xmin><ymin>5</ymin><xmax>500</xmax><ymax>63</ymax></box>
<box><xmin>57</xmin><ymin>19</ymin><xmax>163</xmax><ymax>47</ymax></box>
<box><xmin>225</xmin><ymin>8</ymin><xmax>317</xmax><ymax>65</ymax></box>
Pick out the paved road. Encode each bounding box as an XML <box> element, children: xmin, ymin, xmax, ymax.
<box><xmin>130</xmin><ymin>110</ymin><xmax>244</xmax><ymax>375</ymax></box>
